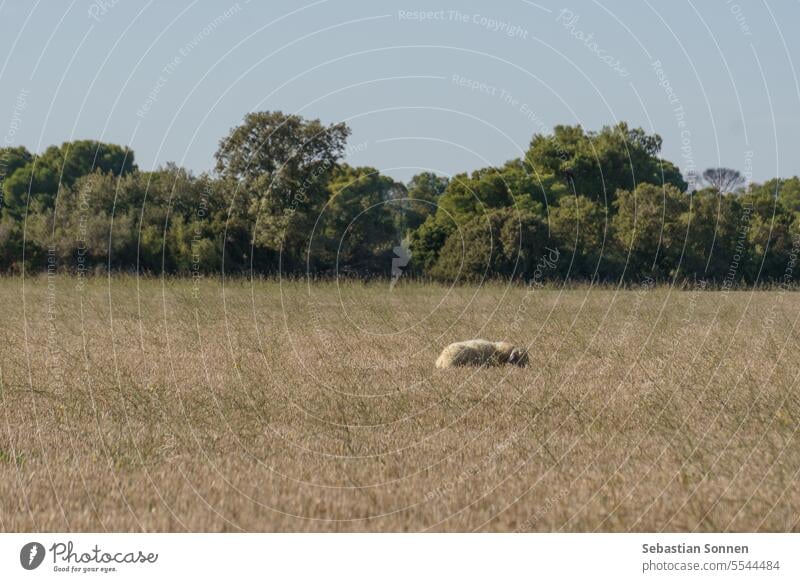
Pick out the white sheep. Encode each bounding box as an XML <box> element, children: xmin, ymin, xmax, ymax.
<box><xmin>435</xmin><ymin>339</ymin><xmax>529</xmax><ymax>369</ymax></box>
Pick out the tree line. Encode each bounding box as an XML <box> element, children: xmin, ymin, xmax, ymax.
<box><xmin>1</xmin><ymin>111</ymin><xmax>799</xmax><ymax>284</ymax></box>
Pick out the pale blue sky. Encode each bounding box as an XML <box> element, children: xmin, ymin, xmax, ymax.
<box><xmin>1</xmin><ymin>0</ymin><xmax>798</xmax><ymax>184</ymax></box>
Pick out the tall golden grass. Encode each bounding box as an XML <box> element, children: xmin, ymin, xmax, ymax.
<box><xmin>1</xmin><ymin>275</ymin><xmax>798</xmax><ymax>531</ymax></box>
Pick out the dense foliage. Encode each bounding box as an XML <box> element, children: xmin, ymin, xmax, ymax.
<box><xmin>1</xmin><ymin>112</ymin><xmax>798</xmax><ymax>284</ymax></box>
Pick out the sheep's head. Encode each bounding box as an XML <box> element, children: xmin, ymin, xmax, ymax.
<box><xmin>508</xmin><ymin>347</ymin><xmax>529</xmax><ymax>367</ymax></box>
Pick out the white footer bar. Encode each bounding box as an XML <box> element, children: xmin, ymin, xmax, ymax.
<box><xmin>1</xmin><ymin>533</ymin><xmax>797</xmax><ymax>581</ymax></box>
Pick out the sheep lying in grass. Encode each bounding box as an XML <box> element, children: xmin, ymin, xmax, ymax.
<box><xmin>435</xmin><ymin>339</ymin><xmax>529</xmax><ymax>369</ymax></box>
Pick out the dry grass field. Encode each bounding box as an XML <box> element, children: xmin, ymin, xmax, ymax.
<box><xmin>1</xmin><ymin>275</ymin><xmax>799</xmax><ymax>532</ymax></box>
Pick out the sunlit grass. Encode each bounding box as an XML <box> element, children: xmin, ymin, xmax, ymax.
<box><xmin>1</xmin><ymin>275</ymin><xmax>798</xmax><ymax>531</ymax></box>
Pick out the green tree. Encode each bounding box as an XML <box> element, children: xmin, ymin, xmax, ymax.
<box><xmin>317</xmin><ymin>165</ymin><xmax>397</xmax><ymax>273</ymax></box>
<box><xmin>549</xmin><ymin>195</ymin><xmax>610</xmax><ymax>279</ymax></box>
<box><xmin>502</xmin><ymin>158</ymin><xmax>569</xmax><ymax>210</ymax></box>
<box><xmin>748</xmin><ymin>177</ymin><xmax>800</xmax><ymax>216</ymax></box>
<box><xmin>214</xmin><ymin>111</ymin><xmax>350</xmax><ymax>271</ymax></box>
<box><xmin>431</xmin><ymin>208</ymin><xmax>548</xmax><ymax>281</ymax></box>
<box><xmin>0</xmin><ymin>214</ymin><xmax>26</xmax><ymax>271</ymax></box>
<box><xmin>400</xmin><ymin>172</ymin><xmax>448</xmax><ymax>232</ymax></box>
<box><xmin>0</xmin><ymin>146</ymin><xmax>33</xmax><ymax>213</ymax></box>
<box><xmin>679</xmin><ymin>188</ymin><xmax>743</xmax><ymax>281</ymax></box>
<box><xmin>435</xmin><ymin>169</ymin><xmax>515</xmax><ymax>226</ymax></box>
<box><xmin>526</xmin><ymin>123</ymin><xmax>686</xmax><ymax>204</ymax></box>
<box><xmin>24</xmin><ymin>164</ymin><xmax>228</xmax><ymax>274</ymax></box>
<box><xmin>740</xmin><ymin>188</ymin><xmax>797</xmax><ymax>281</ymax></box>
<box><xmin>702</xmin><ymin>167</ymin><xmax>745</xmax><ymax>194</ymax></box>
<box><xmin>408</xmin><ymin>214</ymin><xmax>454</xmax><ymax>273</ymax></box>
<box><xmin>2</xmin><ymin>141</ymin><xmax>134</xmax><ymax>217</ymax></box>
<box><xmin>612</xmin><ymin>183</ymin><xmax>688</xmax><ymax>280</ymax></box>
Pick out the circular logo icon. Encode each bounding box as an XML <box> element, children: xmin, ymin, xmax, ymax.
<box><xmin>19</xmin><ymin>542</ymin><xmax>45</xmax><ymax>570</ymax></box>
